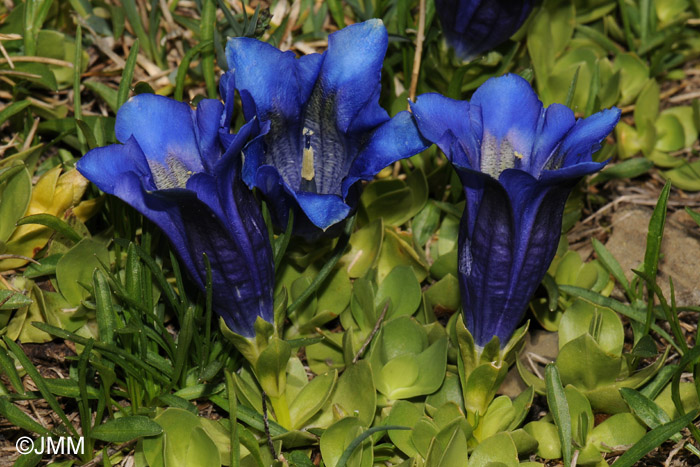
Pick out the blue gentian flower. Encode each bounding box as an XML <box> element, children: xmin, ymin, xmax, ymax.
<box><xmin>410</xmin><ymin>74</ymin><xmax>620</xmax><ymax>347</ymax></box>
<box><xmin>224</xmin><ymin>19</ymin><xmax>428</xmax><ymax>234</ymax></box>
<box><xmin>436</xmin><ymin>0</ymin><xmax>534</xmax><ymax>61</ymax></box>
<box><xmin>76</xmin><ymin>89</ymin><xmax>274</xmax><ymax>337</ymax></box>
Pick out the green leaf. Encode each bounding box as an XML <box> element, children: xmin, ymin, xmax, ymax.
<box><xmin>655</xmin><ymin>113</ymin><xmax>686</xmax><ymax>152</ymax></box>
<box><xmin>55</xmin><ymin>238</ymin><xmax>109</xmax><ymax>305</ymax></box>
<box><xmin>0</xmin><ymin>397</ymin><xmax>51</xmax><ymax>435</ymax></box>
<box><xmin>612</xmin><ymin>410</ymin><xmax>698</xmax><ymax>467</ymax></box>
<box><xmin>339</xmin><ymin>219</ymin><xmax>383</xmax><ymax>278</ymax></box>
<box><xmin>0</xmin><ymin>99</ymin><xmax>31</xmax><ymax>126</ymax></box>
<box><xmin>93</xmin><ymin>268</ymin><xmax>116</xmax><ymax>345</ymax></box>
<box><xmin>3</xmin><ymin>337</ymin><xmax>78</xmax><ymax>437</ymax></box>
<box><xmin>91</xmin><ymin>416</ymin><xmax>163</xmax><ymax>442</ymax></box>
<box><xmin>620</xmin><ymin>387</ymin><xmax>676</xmax><ymax>434</ymax></box>
<box><xmin>310</xmin><ymin>360</ymin><xmax>376</xmax><ymax>428</ymax></box>
<box><xmin>377</xmin><ymin>229</ymin><xmax>428</xmax><ymax>283</ymax></box>
<box><xmin>468</xmin><ymin>432</ymin><xmax>519</xmax><ymax>467</ymax></box>
<box><xmin>545</xmin><ymin>364</ymin><xmax>572</xmax><ymax>467</ymax></box>
<box><xmin>320</xmin><ymin>417</ymin><xmax>371</xmax><ymax>467</ymax></box>
<box><xmin>556</xmin><ymin>334</ymin><xmax>621</xmax><ymax>390</ymax></box>
<box><xmin>0</xmin><ymin>164</ymin><xmax>31</xmax><ymax>244</ymax></box>
<box><xmin>255</xmin><ymin>338</ymin><xmax>291</xmax><ymax>398</ymax></box>
<box><xmin>591</xmin><ymin>238</ymin><xmax>632</xmax><ymax>298</ymax></box>
<box><xmin>375</xmin><ymin>266</ymin><xmax>421</xmax><ymax>319</ymax></box>
<box><xmin>592</xmin><ymin>158</ymin><xmax>653</xmax><ymax>184</ymax></box>
<box><xmin>83</xmin><ymin>80</ymin><xmax>119</xmax><ymax>113</ymax></box>
<box><xmin>16</xmin><ymin>214</ymin><xmax>83</xmax><ymax>243</ymax></box>
<box><xmin>336</xmin><ymin>426</ymin><xmax>409</xmax><ymax>467</ymax></box>
<box><xmin>143</xmin><ymin>408</ymin><xmax>222</xmax><ymax>467</ymax></box>
<box><xmin>558</xmin><ymin>303</ymin><xmax>624</xmax><ymax>356</ymax></box>
<box><xmin>663</xmin><ymin>160</ymin><xmax>700</xmax><ymax>191</ymax></box>
<box><xmin>634</xmin><ymin>79</ymin><xmax>660</xmax><ymax>135</ymax></box>
<box><xmin>185</xmin><ymin>426</ymin><xmax>221</xmax><ymax>467</ymax></box>
<box><xmin>0</xmin><ymin>290</ymin><xmax>32</xmax><ymax>310</ymax></box>
<box><xmin>558</xmin><ymin>286</ymin><xmax>679</xmax><ymax>352</ymax></box>
<box><xmin>412</xmin><ymin>201</ymin><xmax>440</xmax><ymax>248</ymax></box>
<box><xmin>289</xmin><ymin>370</ymin><xmax>337</xmax><ymax>429</ymax></box>
<box><xmin>117</xmin><ymin>39</ymin><xmax>140</xmax><ymax>109</ymax></box>
<box><xmin>174</xmin><ymin>41</ymin><xmax>213</xmax><ymax>101</ymax></box>
<box><xmin>385</xmin><ymin>401</ymin><xmax>423</xmax><ymax>457</ymax></box>
<box><xmin>686</xmin><ymin>207</ymin><xmax>700</xmax><ymax>228</ymax></box>
<box><xmin>614</xmin><ymin>53</ymin><xmax>650</xmax><ymax>105</ymax></box>
<box><xmin>523</xmin><ymin>420</ymin><xmax>561</xmax><ymax>459</ymax></box>
<box><xmin>11</xmin><ymin>62</ymin><xmax>58</xmax><ymax>90</ymax></box>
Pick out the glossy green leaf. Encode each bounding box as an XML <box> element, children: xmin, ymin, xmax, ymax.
<box><xmin>255</xmin><ymin>338</ymin><xmax>291</xmax><ymax>398</ymax></box>
<box><xmin>611</xmin><ymin>411</ymin><xmax>698</xmax><ymax>466</ymax></box>
<box><xmin>289</xmin><ymin>370</ymin><xmax>337</xmax><ymax>429</ymax></box>
<box><xmin>339</xmin><ymin>219</ymin><xmax>383</xmax><ymax>278</ymax></box>
<box><xmin>557</xmin><ymin>334</ymin><xmax>621</xmax><ymax>390</ymax></box>
<box><xmin>375</xmin><ymin>266</ymin><xmax>421</xmax><ymax>319</ymax></box>
<box><xmin>545</xmin><ymin>364</ymin><xmax>572</xmax><ymax>467</ymax></box>
<box><xmin>377</xmin><ymin>229</ymin><xmax>428</xmax><ymax>283</ymax></box>
<box><xmin>468</xmin><ymin>432</ymin><xmax>519</xmax><ymax>467</ymax></box>
<box><xmin>0</xmin><ymin>165</ymin><xmax>31</xmax><ymax>244</ymax></box>
<box><xmin>663</xmin><ymin>160</ymin><xmax>700</xmax><ymax>191</ymax></box>
<box><xmin>55</xmin><ymin>238</ymin><xmax>110</xmax><ymax>305</ymax></box>
<box><xmin>320</xmin><ymin>417</ymin><xmax>372</xmax><ymax>467</ymax></box>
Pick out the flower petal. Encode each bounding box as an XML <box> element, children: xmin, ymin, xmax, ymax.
<box><xmin>295</xmin><ymin>192</ymin><xmax>352</xmax><ymax>231</ymax></box>
<box><xmin>436</xmin><ymin>0</ymin><xmax>533</xmax><ymax>60</ymax></box>
<box><xmin>115</xmin><ymin>94</ymin><xmax>204</xmax><ymax>175</ymax></box>
<box><xmin>468</xmin><ymin>74</ymin><xmax>543</xmax><ymax>178</ymax></box>
<box><xmin>549</xmin><ymin>107</ymin><xmax>622</xmax><ymax>169</ymax></box>
<box><xmin>528</xmin><ymin>103</ymin><xmax>577</xmax><ymax>176</ymax></box>
<box><xmin>317</xmin><ymin>19</ymin><xmax>389</xmax><ymax>133</ymax></box>
<box><xmin>459</xmin><ymin>177</ymin><xmax>516</xmax><ymax>346</ymax></box>
<box><xmin>342</xmin><ymin>110</ymin><xmax>429</xmax><ymax>196</ymax></box>
<box><xmin>194</xmin><ymin>98</ymin><xmax>225</xmax><ymax>173</ymax></box>
<box><xmin>184</xmin><ymin>173</ymin><xmax>274</xmax><ymax>336</ymax></box>
<box><xmin>410</xmin><ymin>93</ymin><xmax>475</xmax><ymax>167</ymax></box>
<box><xmin>225</xmin><ymin>37</ymin><xmax>322</xmax><ymax>123</ymax></box>
<box><xmin>76</xmin><ymin>137</ymin><xmax>154</xmax><ymax>193</ymax></box>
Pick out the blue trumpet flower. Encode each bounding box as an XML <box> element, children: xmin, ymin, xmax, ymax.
<box><xmin>411</xmin><ymin>74</ymin><xmax>620</xmax><ymax>347</ymax></box>
<box><xmin>225</xmin><ymin>19</ymin><xmax>428</xmax><ymax>234</ymax></box>
<box><xmin>436</xmin><ymin>0</ymin><xmax>534</xmax><ymax>61</ymax></box>
<box><xmin>76</xmin><ymin>90</ymin><xmax>274</xmax><ymax>337</ymax></box>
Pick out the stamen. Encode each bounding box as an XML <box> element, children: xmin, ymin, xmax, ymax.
<box><xmin>514</xmin><ymin>151</ymin><xmax>524</xmax><ymax>160</ymax></box>
<box><xmin>302</xmin><ymin>128</ymin><xmax>315</xmax><ymax>182</ymax></box>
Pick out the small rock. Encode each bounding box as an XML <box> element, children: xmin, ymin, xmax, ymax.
<box><xmin>604</xmin><ymin>207</ymin><xmax>700</xmax><ymax>306</ymax></box>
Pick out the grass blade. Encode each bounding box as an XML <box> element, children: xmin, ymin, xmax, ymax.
<box><xmin>200</xmin><ymin>0</ymin><xmax>217</xmax><ymax>99</ymax></box>
<box><xmin>3</xmin><ymin>337</ymin><xmax>80</xmax><ymax>438</ymax></box>
<box><xmin>16</xmin><ymin>214</ymin><xmax>83</xmax><ymax>243</ymax></box>
<box><xmin>0</xmin><ymin>345</ymin><xmax>25</xmax><ymax>394</ymax></box>
<box><xmin>73</xmin><ymin>24</ymin><xmax>86</xmax><ymax>153</ymax></box>
<box><xmin>0</xmin><ymin>100</ymin><xmax>31</xmax><ymax>127</ymax></box>
<box><xmin>117</xmin><ymin>39</ymin><xmax>140</xmax><ymax>109</ymax></box>
<box><xmin>93</xmin><ymin>269</ymin><xmax>117</xmax><ymax>344</ymax></box>
<box><xmin>174</xmin><ymin>40</ymin><xmax>213</xmax><ymax>102</ymax></box>
<box><xmin>0</xmin><ymin>397</ymin><xmax>51</xmax><ymax>436</ymax></box>
<box><xmin>592</xmin><ymin>238</ymin><xmax>633</xmax><ymax>299</ymax></box>
<box><xmin>226</xmin><ymin>370</ymin><xmax>240</xmax><ymax>467</ymax></box>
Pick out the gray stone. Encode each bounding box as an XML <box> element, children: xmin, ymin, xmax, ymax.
<box><xmin>604</xmin><ymin>207</ymin><xmax>700</xmax><ymax>306</ymax></box>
